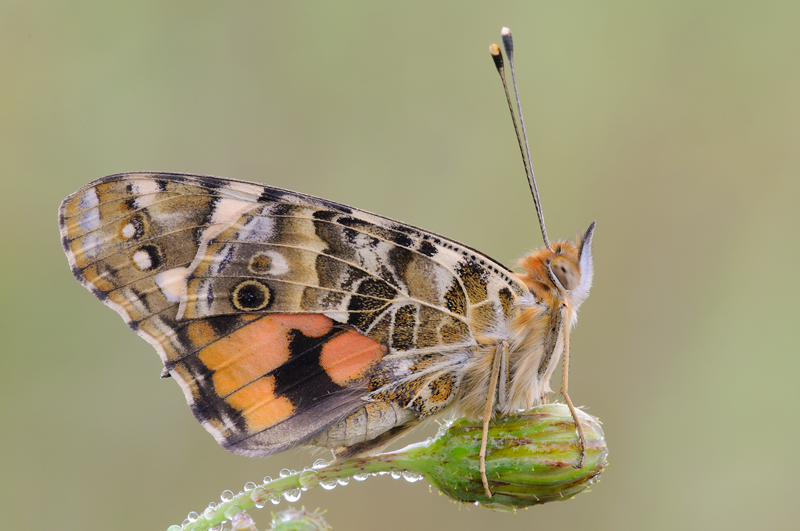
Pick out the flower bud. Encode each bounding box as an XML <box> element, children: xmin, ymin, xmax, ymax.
<box><xmin>409</xmin><ymin>404</ymin><xmax>607</xmax><ymax>510</ymax></box>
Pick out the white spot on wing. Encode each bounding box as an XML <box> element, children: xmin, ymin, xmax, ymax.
<box><xmin>212</xmin><ymin>198</ymin><xmax>256</xmax><ymax>226</ymax></box>
<box><xmin>264</xmin><ymin>250</ymin><xmax>289</xmax><ymax>276</ymax></box>
<box><xmin>79</xmin><ymin>189</ymin><xmax>99</xmax><ymax>209</ymax></box>
<box><xmin>132</xmin><ymin>180</ymin><xmax>162</xmax><ymax>209</ymax></box>
<box><xmin>78</xmin><ymin>189</ymin><xmax>102</xmax><ymax>232</ymax></box>
<box><xmin>80</xmin><ymin>209</ymin><xmax>101</xmax><ymax>231</ymax></box>
<box><xmin>121</xmin><ymin>222</ymin><xmax>136</xmax><ymax>239</ymax></box>
<box><xmin>132</xmin><ymin>249</ymin><xmax>153</xmax><ymax>270</ymax></box>
<box><xmin>155</xmin><ymin>267</ymin><xmax>188</xmax><ymax>302</ymax></box>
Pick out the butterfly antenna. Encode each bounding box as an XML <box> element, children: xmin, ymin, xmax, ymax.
<box><xmin>491</xmin><ymin>27</ymin><xmax>550</xmax><ymax>249</ymax></box>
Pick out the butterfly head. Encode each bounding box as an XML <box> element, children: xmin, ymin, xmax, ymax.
<box><xmin>516</xmin><ymin>222</ymin><xmax>595</xmax><ymax>311</ymax></box>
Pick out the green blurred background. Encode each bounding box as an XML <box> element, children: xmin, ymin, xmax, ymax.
<box><xmin>2</xmin><ymin>2</ymin><xmax>798</xmax><ymax>529</ymax></box>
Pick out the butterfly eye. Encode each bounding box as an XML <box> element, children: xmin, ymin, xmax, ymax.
<box><xmin>550</xmin><ymin>256</ymin><xmax>580</xmax><ymax>291</ymax></box>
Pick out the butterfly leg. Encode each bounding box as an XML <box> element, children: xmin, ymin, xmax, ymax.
<box><xmin>480</xmin><ymin>340</ymin><xmax>509</xmax><ymax>498</ymax></box>
<box><xmin>559</xmin><ymin>315</ymin><xmax>587</xmax><ymax>468</ymax></box>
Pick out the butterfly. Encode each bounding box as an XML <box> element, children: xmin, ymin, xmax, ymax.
<box><xmin>58</xmin><ymin>28</ymin><xmax>595</xmax><ymax>498</ymax></box>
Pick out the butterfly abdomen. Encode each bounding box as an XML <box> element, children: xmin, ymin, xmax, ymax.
<box><xmin>308</xmin><ymin>401</ymin><xmax>418</xmax><ymax>455</ymax></box>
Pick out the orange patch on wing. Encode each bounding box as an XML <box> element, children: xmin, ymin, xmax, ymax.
<box><xmin>272</xmin><ymin>314</ymin><xmax>335</xmax><ymax>338</ymax></box>
<box><xmin>198</xmin><ymin>314</ymin><xmax>336</xmax><ymax>399</ymax></box>
<box><xmin>186</xmin><ymin>320</ymin><xmax>218</xmax><ymax>347</ymax></box>
<box><xmin>225</xmin><ymin>375</ymin><xmax>295</xmax><ymax>432</ymax></box>
<box><xmin>186</xmin><ymin>316</ymin><xmax>259</xmax><ymax>351</ymax></box>
<box><xmin>320</xmin><ymin>329</ymin><xmax>386</xmax><ymax>386</ymax></box>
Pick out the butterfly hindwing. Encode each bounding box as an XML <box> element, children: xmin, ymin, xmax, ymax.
<box><xmin>60</xmin><ymin>172</ymin><xmax>528</xmax><ymax>456</ymax></box>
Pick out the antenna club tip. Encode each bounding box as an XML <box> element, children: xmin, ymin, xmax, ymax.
<box><xmin>490</xmin><ymin>43</ymin><xmax>501</xmax><ymax>56</ymax></box>
<box><xmin>501</xmin><ymin>27</ymin><xmax>511</xmax><ymax>36</ymax></box>
<box><xmin>501</xmin><ymin>27</ymin><xmax>514</xmax><ymax>57</ymax></box>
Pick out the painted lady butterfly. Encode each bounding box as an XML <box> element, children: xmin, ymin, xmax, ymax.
<box><xmin>58</xmin><ymin>28</ymin><xmax>595</xmax><ymax>497</ymax></box>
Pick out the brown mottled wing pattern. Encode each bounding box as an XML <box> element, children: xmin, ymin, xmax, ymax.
<box><xmin>59</xmin><ymin>172</ymin><xmax>528</xmax><ymax>456</ymax></box>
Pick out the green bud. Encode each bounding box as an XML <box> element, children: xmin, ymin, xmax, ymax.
<box><xmin>406</xmin><ymin>404</ymin><xmax>607</xmax><ymax>510</ymax></box>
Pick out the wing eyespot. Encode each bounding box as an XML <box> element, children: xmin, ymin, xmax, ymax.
<box><xmin>231</xmin><ymin>280</ymin><xmax>272</xmax><ymax>311</ymax></box>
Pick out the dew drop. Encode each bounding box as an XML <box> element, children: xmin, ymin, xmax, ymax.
<box><xmin>224</xmin><ymin>504</ymin><xmax>243</xmax><ymax>519</ymax></box>
<box><xmin>186</xmin><ymin>511</ymin><xmax>199</xmax><ymax>522</ymax></box>
<box><xmin>210</xmin><ymin>525</ymin><xmax>223</xmax><ymax>531</ymax></box>
<box><xmin>204</xmin><ymin>506</ymin><xmax>217</xmax><ymax>520</ymax></box>
<box><xmin>353</xmin><ymin>473</ymin><xmax>369</xmax><ymax>481</ymax></box>
<box><xmin>312</xmin><ymin>458</ymin><xmax>329</xmax><ymax>469</ymax></box>
<box><xmin>220</xmin><ymin>490</ymin><xmax>235</xmax><ymax>502</ymax></box>
<box><xmin>181</xmin><ymin>519</ymin><xmax>190</xmax><ymax>528</ymax></box>
<box><xmin>337</xmin><ymin>477</ymin><xmax>350</xmax><ymax>486</ymax></box>
<box><xmin>283</xmin><ymin>488</ymin><xmax>302</xmax><ymax>502</ymax></box>
<box><xmin>279</xmin><ymin>468</ymin><xmax>291</xmax><ymax>478</ymax></box>
<box><xmin>319</xmin><ymin>478</ymin><xmax>337</xmax><ymax>490</ymax></box>
<box><xmin>402</xmin><ymin>471</ymin><xmax>423</xmax><ymax>483</ymax></box>
<box><xmin>167</xmin><ymin>526</ymin><xmax>182</xmax><ymax>531</ymax></box>
<box><xmin>243</xmin><ymin>482</ymin><xmax>256</xmax><ymax>492</ymax></box>
<box><xmin>269</xmin><ymin>493</ymin><xmax>282</xmax><ymax>505</ymax></box>
<box><xmin>262</xmin><ymin>476</ymin><xmax>273</xmax><ymax>484</ymax></box>
<box><xmin>390</xmin><ymin>471</ymin><xmax>401</xmax><ymax>479</ymax></box>
<box><xmin>255</xmin><ymin>501</ymin><xmax>265</xmax><ymax>509</ymax></box>
<box><xmin>298</xmin><ymin>468</ymin><xmax>321</xmax><ymax>490</ymax></box>
<box><xmin>250</xmin><ymin>486</ymin><xmax>267</xmax><ymax>503</ymax></box>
